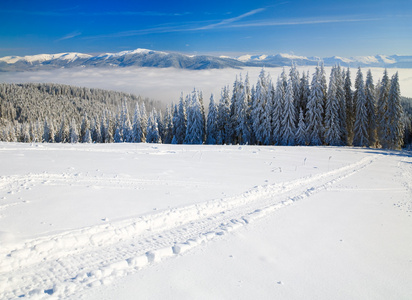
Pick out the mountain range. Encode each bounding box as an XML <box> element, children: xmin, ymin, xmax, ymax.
<box><xmin>1</xmin><ymin>48</ymin><xmax>411</xmax><ymax>72</ymax></box>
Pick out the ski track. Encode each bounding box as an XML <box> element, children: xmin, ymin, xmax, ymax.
<box><xmin>0</xmin><ymin>155</ymin><xmax>378</xmax><ymax>299</ymax></box>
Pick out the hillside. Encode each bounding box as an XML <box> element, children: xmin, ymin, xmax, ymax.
<box><xmin>0</xmin><ymin>143</ymin><xmax>411</xmax><ymax>299</ymax></box>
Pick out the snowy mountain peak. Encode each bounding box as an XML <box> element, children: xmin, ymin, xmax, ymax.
<box><xmin>237</xmin><ymin>54</ymin><xmax>252</xmax><ymax>62</ymax></box>
<box><xmin>277</xmin><ymin>53</ymin><xmax>308</xmax><ymax>60</ymax></box>
<box><xmin>1</xmin><ymin>49</ymin><xmax>412</xmax><ymax>71</ymax></box>
<box><xmin>236</xmin><ymin>53</ymin><xmax>412</xmax><ymax>68</ymax></box>
<box><xmin>376</xmin><ymin>55</ymin><xmax>396</xmax><ymax>64</ymax></box>
<box><xmin>0</xmin><ymin>52</ymin><xmax>92</xmax><ymax>64</ymax></box>
<box><xmin>98</xmin><ymin>48</ymin><xmax>169</xmax><ymax>59</ymax></box>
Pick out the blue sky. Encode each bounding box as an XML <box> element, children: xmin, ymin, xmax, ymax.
<box><xmin>1</xmin><ymin>0</ymin><xmax>411</xmax><ymax>57</ymax></box>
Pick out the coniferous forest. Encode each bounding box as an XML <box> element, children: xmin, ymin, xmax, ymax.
<box><xmin>0</xmin><ymin>66</ymin><xmax>411</xmax><ymax>149</ymax></box>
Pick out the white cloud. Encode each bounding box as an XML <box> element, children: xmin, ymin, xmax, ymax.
<box><xmin>197</xmin><ymin>8</ymin><xmax>266</xmax><ymax>30</ymax></box>
<box><xmin>83</xmin><ymin>8</ymin><xmax>267</xmax><ymax>39</ymax></box>
<box><xmin>56</xmin><ymin>32</ymin><xmax>82</xmax><ymax>42</ymax></box>
<box><xmin>226</xmin><ymin>16</ymin><xmax>381</xmax><ymax>28</ymax></box>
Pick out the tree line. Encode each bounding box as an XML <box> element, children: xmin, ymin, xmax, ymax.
<box><xmin>176</xmin><ymin>66</ymin><xmax>409</xmax><ymax>149</ymax></box>
<box><xmin>0</xmin><ymin>66</ymin><xmax>411</xmax><ymax>149</ymax></box>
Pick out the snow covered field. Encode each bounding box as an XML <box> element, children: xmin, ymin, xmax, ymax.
<box><xmin>0</xmin><ymin>143</ymin><xmax>411</xmax><ymax>299</ymax></box>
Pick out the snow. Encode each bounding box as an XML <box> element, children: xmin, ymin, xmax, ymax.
<box><xmin>236</xmin><ymin>54</ymin><xmax>252</xmax><ymax>62</ymax></box>
<box><xmin>237</xmin><ymin>53</ymin><xmax>307</xmax><ymax>62</ymax></box>
<box><xmin>0</xmin><ymin>53</ymin><xmax>92</xmax><ymax>64</ymax></box>
<box><xmin>332</xmin><ymin>56</ymin><xmax>354</xmax><ymax>63</ymax></box>
<box><xmin>97</xmin><ymin>48</ymin><xmax>167</xmax><ymax>60</ymax></box>
<box><xmin>56</xmin><ymin>53</ymin><xmax>93</xmax><ymax>62</ymax></box>
<box><xmin>353</xmin><ymin>55</ymin><xmax>380</xmax><ymax>64</ymax></box>
<box><xmin>0</xmin><ymin>142</ymin><xmax>411</xmax><ymax>299</ymax></box>
<box><xmin>278</xmin><ymin>53</ymin><xmax>307</xmax><ymax>60</ymax></box>
<box><xmin>257</xmin><ymin>54</ymin><xmax>268</xmax><ymax>60</ymax></box>
<box><xmin>377</xmin><ymin>55</ymin><xmax>397</xmax><ymax>64</ymax></box>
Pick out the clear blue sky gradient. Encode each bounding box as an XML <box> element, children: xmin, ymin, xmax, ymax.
<box><xmin>1</xmin><ymin>0</ymin><xmax>411</xmax><ymax>57</ymax></box>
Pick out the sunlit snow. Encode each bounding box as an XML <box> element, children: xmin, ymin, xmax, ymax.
<box><xmin>0</xmin><ymin>143</ymin><xmax>411</xmax><ymax>299</ymax></box>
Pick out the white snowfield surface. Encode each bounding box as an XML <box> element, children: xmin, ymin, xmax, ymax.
<box><xmin>0</xmin><ymin>143</ymin><xmax>411</xmax><ymax>299</ymax></box>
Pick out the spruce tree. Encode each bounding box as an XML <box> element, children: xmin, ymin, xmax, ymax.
<box><xmin>156</xmin><ymin>110</ymin><xmax>164</xmax><ymax>142</ymax></box>
<box><xmin>218</xmin><ymin>86</ymin><xmax>231</xmax><ymax>144</ymax></box>
<box><xmin>353</xmin><ymin>68</ymin><xmax>369</xmax><ymax>147</ymax></box>
<box><xmin>171</xmin><ymin>104</ymin><xmax>179</xmax><ymax>144</ymax></box>
<box><xmin>237</xmin><ymin>73</ymin><xmax>252</xmax><ymax>145</ymax></box>
<box><xmin>198</xmin><ymin>90</ymin><xmax>206</xmax><ymax>142</ymax></box>
<box><xmin>21</xmin><ymin>123</ymin><xmax>31</xmax><ymax>143</ymax></box>
<box><xmin>173</xmin><ymin>94</ymin><xmax>187</xmax><ymax>144</ymax></box>
<box><xmin>290</xmin><ymin>63</ymin><xmax>301</xmax><ymax>116</ymax></box>
<box><xmin>336</xmin><ymin>66</ymin><xmax>347</xmax><ymax>144</ymax></box>
<box><xmin>92</xmin><ymin>117</ymin><xmax>102</xmax><ymax>143</ymax></box>
<box><xmin>249</xmin><ymin>86</ymin><xmax>257</xmax><ymax>144</ymax></box>
<box><xmin>324</xmin><ymin>67</ymin><xmax>342</xmax><ymax>146</ymax></box>
<box><xmin>272</xmin><ymin>77</ymin><xmax>285</xmax><ymax>145</ymax></box>
<box><xmin>344</xmin><ymin>68</ymin><xmax>354</xmax><ymax>145</ymax></box>
<box><xmin>43</xmin><ymin>117</ymin><xmax>51</xmax><ymax>143</ymax></box>
<box><xmin>163</xmin><ymin>105</ymin><xmax>174</xmax><ymax>144</ymax></box>
<box><xmin>262</xmin><ymin>80</ymin><xmax>274</xmax><ymax>145</ymax></box>
<box><xmin>206</xmin><ymin>94</ymin><xmax>219</xmax><ymax>145</ymax></box>
<box><xmin>320</xmin><ymin>63</ymin><xmax>328</xmax><ymax>120</ymax></box>
<box><xmin>281</xmin><ymin>78</ymin><xmax>296</xmax><ymax>145</ymax></box>
<box><xmin>140</xmin><ymin>102</ymin><xmax>148</xmax><ymax>141</ymax></box>
<box><xmin>184</xmin><ymin>89</ymin><xmax>204</xmax><ymax>144</ymax></box>
<box><xmin>114</xmin><ymin>126</ymin><xmax>122</xmax><ymax>143</ymax></box>
<box><xmin>105</xmin><ymin>112</ymin><xmax>114</xmax><ymax>143</ymax></box>
<box><xmin>299</xmin><ymin>71</ymin><xmax>310</xmax><ymax>114</ymax></box>
<box><xmin>377</xmin><ymin>69</ymin><xmax>390</xmax><ymax>148</ymax></box>
<box><xmin>237</xmin><ymin>84</ymin><xmax>252</xmax><ymax>145</ymax></box>
<box><xmin>296</xmin><ymin>108</ymin><xmax>307</xmax><ymax>146</ymax></box>
<box><xmin>245</xmin><ymin>74</ymin><xmax>253</xmax><ymax>141</ymax></box>
<box><xmin>252</xmin><ymin>68</ymin><xmax>268</xmax><ymax>145</ymax></box>
<box><xmin>306</xmin><ymin>66</ymin><xmax>324</xmax><ymax>145</ymax></box>
<box><xmin>386</xmin><ymin>72</ymin><xmax>404</xmax><ymax>149</ymax></box>
<box><xmin>81</xmin><ymin>113</ymin><xmax>91</xmax><ymax>143</ymax></box>
<box><xmin>146</xmin><ymin>110</ymin><xmax>162</xmax><ymax>143</ymax></box>
<box><xmin>69</xmin><ymin>118</ymin><xmax>78</xmax><ymax>143</ymax></box>
<box><xmin>100</xmin><ymin>112</ymin><xmax>107</xmax><ymax>143</ymax></box>
<box><xmin>365</xmin><ymin>70</ymin><xmax>377</xmax><ymax>147</ymax></box>
<box><xmin>57</xmin><ymin>117</ymin><xmax>69</xmax><ymax>143</ymax></box>
<box><xmin>84</xmin><ymin>129</ymin><xmax>92</xmax><ymax>143</ymax></box>
<box><xmin>230</xmin><ymin>75</ymin><xmax>242</xmax><ymax>144</ymax></box>
<box><xmin>132</xmin><ymin>103</ymin><xmax>143</xmax><ymax>143</ymax></box>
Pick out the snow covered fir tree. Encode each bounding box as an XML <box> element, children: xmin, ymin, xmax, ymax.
<box><xmin>0</xmin><ymin>67</ymin><xmax>411</xmax><ymax>149</ymax></box>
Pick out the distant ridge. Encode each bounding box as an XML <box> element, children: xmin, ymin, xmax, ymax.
<box><xmin>235</xmin><ymin>53</ymin><xmax>412</xmax><ymax>68</ymax></box>
<box><xmin>1</xmin><ymin>48</ymin><xmax>411</xmax><ymax>72</ymax></box>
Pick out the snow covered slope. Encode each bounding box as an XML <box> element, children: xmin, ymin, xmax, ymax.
<box><xmin>0</xmin><ymin>143</ymin><xmax>411</xmax><ymax>299</ymax></box>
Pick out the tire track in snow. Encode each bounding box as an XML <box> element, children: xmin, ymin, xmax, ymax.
<box><xmin>0</xmin><ymin>155</ymin><xmax>377</xmax><ymax>299</ymax></box>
